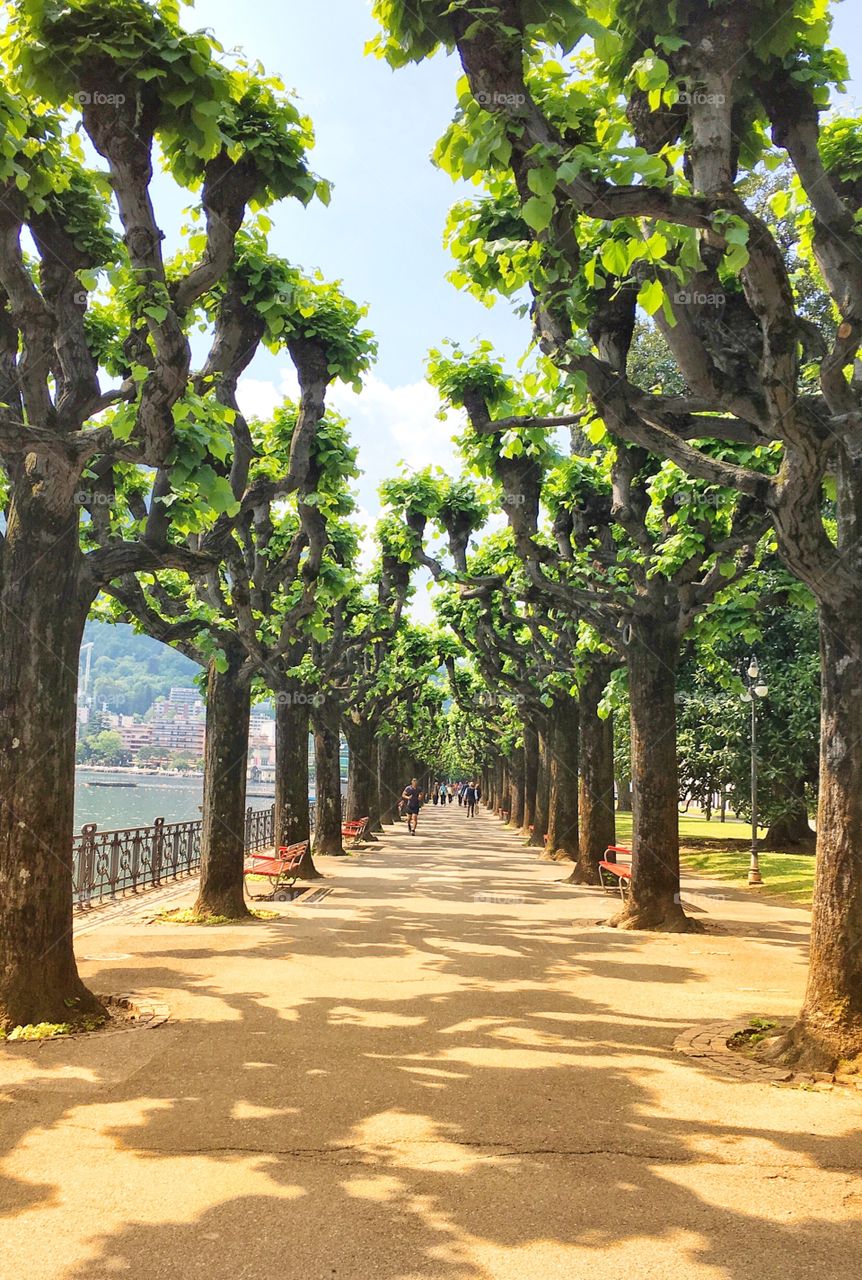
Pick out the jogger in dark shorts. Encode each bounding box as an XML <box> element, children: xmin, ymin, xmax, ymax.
<box><xmin>402</xmin><ymin>778</ymin><xmax>422</xmax><ymax>834</ymax></box>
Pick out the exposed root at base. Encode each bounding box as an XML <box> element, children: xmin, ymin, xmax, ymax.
<box><xmin>758</xmin><ymin>1019</ymin><xmax>860</xmax><ymax>1075</ymax></box>
<box><xmin>609</xmin><ymin>906</ymin><xmax>703</xmax><ymax>934</ymax></box>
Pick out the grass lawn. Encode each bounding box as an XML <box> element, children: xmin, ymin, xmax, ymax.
<box><xmin>612</xmin><ymin>811</ymin><xmax>816</xmax><ymax>906</ymax></box>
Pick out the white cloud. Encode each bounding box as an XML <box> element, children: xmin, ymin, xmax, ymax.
<box><xmin>236</xmin><ymin>369</ymin><xmax>466</xmax><ymax>514</ymax></box>
<box><xmin>236</xmin><ymin>367</ymin><xmax>301</xmax><ymax>420</ymax></box>
<box><xmin>235</xmin><ymin>370</ymin><xmax>469</xmax><ymax>628</ymax></box>
<box><xmin>327</xmin><ymin>372</ymin><xmax>463</xmax><ymax>476</ymax></box>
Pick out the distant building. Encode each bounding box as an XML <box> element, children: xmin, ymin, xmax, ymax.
<box><xmin>116</xmin><ymin>719</ymin><xmax>153</xmax><ymax>755</ymax></box>
<box><xmin>149</xmin><ymin>688</ymin><xmax>206</xmax><ymax>755</ymax></box>
<box><xmin>169</xmin><ymin>687</ymin><xmax>200</xmax><ymax>706</ymax></box>
<box><xmin>248</xmin><ymin>718</ymin><xmax>275</xmax><ymax>769</ymax></box>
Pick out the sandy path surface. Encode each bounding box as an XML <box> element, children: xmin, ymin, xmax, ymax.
<box><xmin>2</xmin><ymin>803</ymin><xmax>861</xmax><ymax>1279</ymax></box>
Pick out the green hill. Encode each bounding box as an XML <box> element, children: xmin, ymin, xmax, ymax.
<box><xmin>82</xmin><ymin>621</ymin><xmax>201</xmax><ymax>717</ymax></box>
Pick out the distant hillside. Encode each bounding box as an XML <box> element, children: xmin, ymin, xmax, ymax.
<box><xmin>82</xmin><ymin>620</ymin><xmax>201</xmax><ymax>717</ymax></box>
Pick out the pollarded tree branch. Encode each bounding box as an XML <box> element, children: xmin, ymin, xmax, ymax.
<box><xmin>0</xmin><ymin>196</ymin><xmax>55</xmax><ymax>430</ymax></box>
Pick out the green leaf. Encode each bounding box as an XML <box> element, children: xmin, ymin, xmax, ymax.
<box><xmin>600</xmin><ymin>239</ymin><xmax>629</xmax><ymax>277</ymax></box>
<box><xmin>637</xmin><ymin>279</ymin><xmax>665</xmax><ymax>316</ymax></box>
<box><xmin>527</xmin><ymin>166</ymin><xmax>557</xmax><ymax>197</ymax></box>
<box><xmin>521</xmin><ymin>194</ymin><xmax>556</xmax><ymax>232</ymax></box>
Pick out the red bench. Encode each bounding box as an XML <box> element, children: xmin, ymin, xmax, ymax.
<box><xmin>341</xmin><ymin>817</ymin><xmax>369</xmax><ymax>848</ymax></box>
<box><xmin>244</xmin><ymin>842</ymin><xmax>307</xmax><ymax>901</ymax></box>
<box><xmin>599</xmin><ymin>845</ymin><xmax>632</xmax><ymax>900</ymax></box>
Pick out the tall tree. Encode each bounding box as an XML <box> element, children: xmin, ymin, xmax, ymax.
<box><xmin>0</xmin><ymin>0</ymin><xmax>330</xmax><ymax>1028</ymax></box>
<box><xmin>426</xmin><ymin>349</ymin><xmax>765</xmax><ymax>929</ymax></box>
<box><xmin>373</xmin><ymin>0</ymin><xmax>862</xmax><ymax>1066</ymax></box>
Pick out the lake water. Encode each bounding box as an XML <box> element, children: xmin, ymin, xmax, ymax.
<box><xmin>74</xmin><ymin>770</ymin><xmax>275</xmax><ymax>831</ymax></box>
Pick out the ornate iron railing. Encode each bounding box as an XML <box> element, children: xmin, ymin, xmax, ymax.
<box><xmin>72</xmin><ymin>802</ymin><xmax>316</xmax><ymax>909</ymax></box>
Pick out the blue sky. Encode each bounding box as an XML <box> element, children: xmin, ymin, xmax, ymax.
<box><xmin>180</xmin><ymin>0</ymin><xmax>862</xmax><ymax>530</ymax></box>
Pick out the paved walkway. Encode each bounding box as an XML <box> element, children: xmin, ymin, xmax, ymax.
<box><xmin>2</xmin><ymin>804</ymin><xmax>861</xmax><ymax>1280</ymax></box>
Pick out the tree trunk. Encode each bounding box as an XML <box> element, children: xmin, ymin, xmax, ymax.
<box><xmin>344</xmin><ymin>716</ymin><xmax>378</xmax><ymax>840</ymax></box>
<box><xmin>612</xmin><ymin>622</ymin><xmax>691</xmax><ymax>931</ymax></box>
<box><xmin>275</xmin><ymin>692</ymin><xmax>319</xmax><ymax>879</ymax></box>
<box><xmin>378</xmin><ymin>736</ymin><xmax>401</xmax><ymax>824</ymax></box>
<box><xmin>195</xmin><ymin>653</ymin><xmax>252</xmax><ymax>919</ymax></box>
<box><xmin>616</xmin><ymin>777</ymin><xmax>632</xmax><ymax>811</ymax></box>
<box><xmin>763</xmin><ymin>775</ymin><xmax>814</xmax><ymax>849</ymax></box>
<box><xmin>531</xmin><ymin>728</ymin><xmax>552</xmax><ymax>849</ymax></box>
<box><xmin>500</xmin><ymin>759</ymin><xmax>511</xmax><ymax>817</ymax></box>
<box><xmin>312</xmin><ymin>700</ymin><xmax>344</xmax><ymax>855</ymax></box>
<box><xmin>0</xmin><ymin>497</ymin><xmax>102</xmax><ymax>1031</ymax></box>
<box><xmin>509</xmin><ymin>746</ymin><xmax>525</xmax><ymax>827</ymax></box>
<box><xmin>522</xmin><ymin>723</ymin><xmax>539</xmax><ymax>838</ymax></box>
<box><xmin>368</xmin><ymin>737</ymin><xmax>384</xmax><ymax>833</ymax></box>
<box><xmin>767</xmin><ymin>606</ymin><xmax>862</xmax><ymax>1069</ymax></box>
<box><xmin>570</xmin><ymin>663</ymin><xmax>616</xmax><ymax>885</ymax></box>
<box><xmin>547</xmin><ymin>696</ymin><xmax>579</xmax><ymax>862</ymax></box>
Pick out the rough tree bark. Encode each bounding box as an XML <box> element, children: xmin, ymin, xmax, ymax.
<box><xmin>0</xmin><ymin>494</ymin><xmax>103</xmax><ymax>1030</ymax></box>
<box><xmin>378</xmin><ymin>737</ymin><xmax>403</xmax><ymax>824</ymax></box>
<box><xmin>509</xmin><ymin>746</ymin><xmax>526</xmax><ymax>828</ymax></box>
<box><xmin>612</xmin><ymin>622</ymin><xmax>691</xmax><ymax>932</ymax></box>
<box><xmin>546</xmin><ymin>696</ymin><xmax>579</xmax><ymax>863</ymax></box>
<box><xmin>344</xmin><ymin>716</ymin><xmax>379</xmax><ymax>840</ymax></box>
<box><xmin>274</xmin><ymin>692</ymin><xmax>319</xmax><ymax>879</ymax></box>
<box><xmin>616</xmin><ymin>777</ymin><xmax>632</xmax><ymax>812</ymax></box>
<box><xmin>500</xmin><ymin>758</ymin><xmax>511</xmax><ymax>817</ymax></box>
<box><xmin>312</xmin><ymin>700</ymin><xmax>344</xmax><ymax>856</ymax></box>
<box><xmin>763</xmin><ymin>775</ymin><xmax>814</xmax><ymax>849</ymax></box>
<box><xmin>532</xmin><ymin>728</ymin><xmax>552</xmax><ymax>849</ymax></box>
<box><xmin>766</xmin><ymin>607</ymin><xmax>862</xmax><ymax>1068</ymax></box>
<box><xmin>521</xmin><ymin>723</ymin><xmax>539</xmax><ymax>838</ymax></box>
<box><xmin>195</xmin><ymin>651</ymin><xmax>252</xmax><ymax>919</ymax></box>
<box><xmin>569</xmin><ymin>663</ymin><xmax>616</xmax><ymax>885</ymax></box>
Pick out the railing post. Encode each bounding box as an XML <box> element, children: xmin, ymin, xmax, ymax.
<box><xmin>152</xmin><ymin>816</ymin><xmax>164</xmax><ymax>887</ymax></box>
<box><xmin>75</xmin><ymin>823</ymin><xmax>97</xmax><ymax>909</ymax></box>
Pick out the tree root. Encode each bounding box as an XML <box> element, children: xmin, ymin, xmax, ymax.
<box><xmin>759</xmin><ymin>1017</ymin><xmax>862</xmax><ymax>1074</ymax></box>
<box><xmin>192</xmin><ymin>893</ymin><xmax>251</xmax><ymax>922</ymax></box>
<box><xmin>561</xmin><ymin>863</ymin><xmax>601</xmax><ymax>886</ymax></box>
<box><xmin>609</xmin><ymin>902</ymin><xmax>703</xmax><ymax>933</ymax></box>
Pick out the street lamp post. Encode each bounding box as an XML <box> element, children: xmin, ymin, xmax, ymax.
<box><xmin>741</xmin><ymin>657</ymin><xmax>768</xmax><ymax>886</ymax></box>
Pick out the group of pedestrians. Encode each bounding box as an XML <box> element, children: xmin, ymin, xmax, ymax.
<box><xmin>399</xmin><ymin>778</ymin><xmax>482</xmax><ymax>835</ymax></box>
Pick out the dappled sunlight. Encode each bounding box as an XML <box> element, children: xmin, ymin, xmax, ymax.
<box><xmin>3</xmin><ymin>806</ymin><xmax>861</xmax><ymax>1280</ymax></box>
<box><xmin>347</xmin><ymin>1110</ymin><xmax>493</xmax><ymax>1173</ymax></box>
<box><xmin>329</xmin><ymin>1005</ymin><xmax>427</xmax><ymax>1029</ymax></box>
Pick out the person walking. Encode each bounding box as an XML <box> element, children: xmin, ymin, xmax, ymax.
<box><xmin>401</xmin><ymin>778</ymin><xmax>422</xmax><ymax>835</ymax></box>
<box><xmin>457</xmin><ymin>783</ymin><xmax>464</xmax><ymax>807</ymax></box>
<box><xmin>463</xmin><ymin>781</ymin><xmax>476</xmax><ymax>818</ymax></box>
<box><xmin>439</xmin><ymin>782</ymin><xmax>448</xmax><ymax>804</ymax></box>
<box><xmin>432</xmin><ymin>783</ymin><xmax>440</xmax><ymax>806</ymax></box>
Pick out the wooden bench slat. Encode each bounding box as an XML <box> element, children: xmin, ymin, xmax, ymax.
<box><xmin>244</xmin><ymin>842</ymin><xmax>308</xmax><ymax>900</ymax></box>
<box><xmin>599</xmin><ymin>860</ymin><xmax>632</xmax><ymax>879</ymax></box>
<box><xmin>341</xmin><ymin>817</ymin><xmax>369</xmax><ymax>847</ymax></box>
